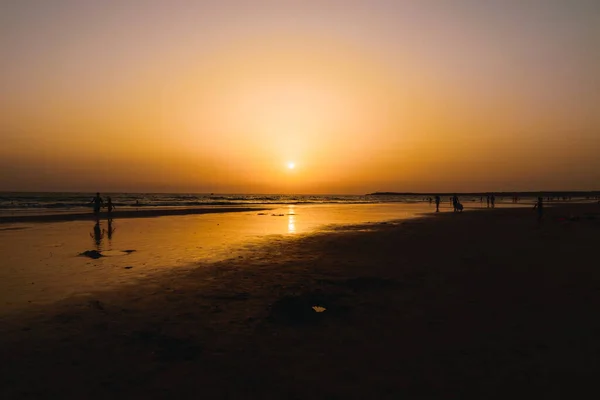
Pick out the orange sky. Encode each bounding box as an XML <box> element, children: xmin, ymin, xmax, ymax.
<box><xmin>1</xmin><ymin>1</ymin><xmax>599</xmax><ymax>193</ymax></box>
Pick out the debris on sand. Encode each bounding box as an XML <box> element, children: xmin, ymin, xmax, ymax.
<box><xmin>124</xmin><ymin>266</ymin><xmax>133</xmax><ymax>269</ymax></box>
<box><xmin>271</xmin><ymin>214</ymin><xmax>285</xmax><ymax>217</ymax></box>
<box><xmin>268</xmin><ymin>292</ymin><xmax>336</xmax><ymax>325</ymax></box>
<box><xmin>122</xmin><ymin>250</ymin><xmax>136</xmax><ymax>254</ymax></box>
<box><xmin>79</xmin><ymin>250</ymin><xmax>103</xmax><ymax>259</ymax></box>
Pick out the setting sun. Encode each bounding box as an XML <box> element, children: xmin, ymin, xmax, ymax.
<box><xmin>1</xmin><ymin>1</ymin><xmax>598</xmax><ymax>196</ymax></box>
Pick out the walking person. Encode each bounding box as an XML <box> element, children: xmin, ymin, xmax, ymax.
<box><xmin>90</xmin><ymin>192</ymin><xmax>104</xmax><ymax>219</ymax></box>
<box><xmin>533</xmin><ymin>196</ymin><xmax>544</xmax><ymax>223</ymax></box>
<box><xmin>106</xmin><ymin>196</ymin><xmax>116</xmax><ymax>218</ymax></box>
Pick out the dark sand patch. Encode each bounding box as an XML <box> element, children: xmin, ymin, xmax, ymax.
<box><xmin>0</xmin><ymin>226</ymin><xmax>30</xmax><ymax>231</ymax></box>
<box><xmin>79</xmin><ymin>250</ymin><xmax>104</xmax><ymax>259</ymax></box>
<box><xmin>79</xmin><ymin>249</ymin><xmax>137</xmax><ymax>258</ymax></box>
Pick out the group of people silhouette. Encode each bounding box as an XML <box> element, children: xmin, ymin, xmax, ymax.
<box><xmin>90</xmin><ymin>193</ymin><xmax>117</xmax><ymax>249</ymax></box>
<box><xmin>431</xmin><ymin>194</ymin><xmax>464</xmax><ymax>212</ymax></box>
<box><xmin>90</xmin><ymin>193</ymin><xmax>115</xmax><ymax>219</ymax></box>
<box><xmin>429</xmin><ymin>193</ymin><xmax>544</xmax><ymax>220</ymax></box>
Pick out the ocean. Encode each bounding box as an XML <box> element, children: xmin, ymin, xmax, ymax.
<box><xmin>0</xmin><ymin>192</ymin><xmax>427</xmax><ymax>213</ymax></box>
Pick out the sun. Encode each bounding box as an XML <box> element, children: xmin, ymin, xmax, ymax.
<box><xmin>287</xmin><ymin>162</ymin><xmax>295</xmax><ymax>169</ymax></box>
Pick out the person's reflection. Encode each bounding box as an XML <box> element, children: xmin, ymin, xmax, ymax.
<box><xmin>90</xmin><ymin>221</ymin><xmax>104</xmax><ymax>250</ymax></box>
<box><xmin>105</xmin><ymin>218</ymin><xmax>116</xmax><ymax>243</ymax></box>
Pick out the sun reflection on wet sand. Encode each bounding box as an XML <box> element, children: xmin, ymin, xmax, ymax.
<box><xmin>287</xmin><ymin>205</ymin><xmax>296</xmax><ymax>234</ymax></box>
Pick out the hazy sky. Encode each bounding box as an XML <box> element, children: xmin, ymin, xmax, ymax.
<box><xmin>1</xmin><ymin>0</ymin><xmax>599</xmax><ymax>193</ymax></box>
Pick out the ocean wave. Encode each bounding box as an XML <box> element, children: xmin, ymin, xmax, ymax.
<box><xmin>0</xmin><ymin>192</ymin><xmax>416</xmax><ymax>211</ymax></box>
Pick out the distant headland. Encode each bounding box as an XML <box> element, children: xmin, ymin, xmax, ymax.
<box><xmin>368</xmin><ymin>191</ymin><xmax>600</xmax><ymax>197</ymax></box>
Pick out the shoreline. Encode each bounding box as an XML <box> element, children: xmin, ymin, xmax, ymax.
<box><xmin>0</xmin><ymin>206</ymin><xmax>271</xmax><ymax>224</ymax></box>
<box><xmin>1</xmin><ymin>198</ymin><xmax>596</xmax><ymax>224</ymax></box>
<box><xmin>1</xmin><ymin>203</ymin><xmax>599</xmax><ymax>397</ymax></box>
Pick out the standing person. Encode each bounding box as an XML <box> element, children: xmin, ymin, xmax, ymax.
<box><xmin>90</xmin><ymin>193</ymin><xmax>104</xmax><ymax>219</ymax></box>
<box><xmin>486</xmin><ymin>195</ymin><xmax>490</xmax><ymax>208</ymax></box>
<box><xmin>106</xmin><ymin>196</ymin><xmax>116</xmax><ymax>217</ymax></box>
<box><xmin>435</xmin><ymin>195</ymin><xmax>441</xmax><ymax>212</ymax></box>
<box><xmin>490</xmin><ymin>194</ymin><xmax>496</xmax><ymax>208</ymax></box>
<box><xmin>533</xmin><ymin>196</ymin><xmax>543</xmax><ymax>222</ymax></box>
<box><xmin>452</xmin><ymin>194</ymin><xmax>458</xmax><ymax>212</ymax></box>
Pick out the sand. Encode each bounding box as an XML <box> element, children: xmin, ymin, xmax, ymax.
<box><xmin>0</xmin><ymin>206</ymin><xmax>270</xmax><ymax>224</ymax></box>
<box><xmin>1</xmin><ymin>203</ymin><xmax>599</xmax><ymax>398</ymax></box>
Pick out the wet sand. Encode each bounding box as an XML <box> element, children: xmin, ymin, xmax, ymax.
<box><xmin>0</xmin><ymin>203</ymin><xmax>430</xmax><ymax>314</ymax></box>
<box><xmin>1</xmin><ymin>203</ymin><xmax>599</xmax><ymax>398</ymax></box>
<box><xmin>0</xmin><ymin>206</ymin><xmax>269</xmax><ymax>224</ymax></box>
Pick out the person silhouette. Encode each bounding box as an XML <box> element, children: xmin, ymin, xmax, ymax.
<box><xmin>452</xmin><ymin>194</ymin><xmax>459</xmax><ymax>212</ymax></box>
<box><xmin>490</xmin><ymin>194</ymin><xmax>496</xmax><ymax>208</ymax></box>
<box><xmin>533</xmin><ymin>196</ymin><xmax>544</xmax><ymax>222</ymax></box>
<box><xmin>435</xmin><ymin>195</ymin><xmax>441</xmax><ymax>212</ymax></box>
<box><xmin>106</xmin><ymin>196</ymin><xmax>115</xmax><ymax>217</ymax></box>
<box><xmin>486</xmin><ymin>195</ymin><xmax>490</xmax><ymax>208</ymax></box>
<box><xmin>90</xmin><ymin>192</ymin><xmax>104</xmax><ymax>219</ymax></box>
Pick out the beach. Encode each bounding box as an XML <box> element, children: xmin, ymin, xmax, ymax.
<box><xmin>4</xmin><ymin>0</ymin><xmax>600</xmax><ymax>397</ymax></box>
<box><xmin>1</xmin><ymin>202</ymin><xmax>598</xmax><ymax>398</ymax></box>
